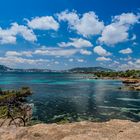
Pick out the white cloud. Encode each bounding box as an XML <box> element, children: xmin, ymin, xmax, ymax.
<box><xmin>118</xmin><ymin>59</ymin><xmax>140</xmax><ymax>70</ymax></box>
<box><xmin>80</xmin><ymin>49</ymin><xmax>92</xmax><ymax>55</ymax></box>
<box><xmin>119</xmin><ymin>48</ymin><xmax>133</xmax><ymax>54</ymax></box>
<box><xmin>5</xmin><ymin>51</ymin><xmax>33</xmax><ymax>57</ymax></box>
<box><xmin>136</xmin><ymin>59</ymin><xmax>140</xmax><ymax>64</ymax></box>
<box><xmin>0</xmin><ymin>56</ymin><xmax>49</xmax><ymax>66</ymax></box>
<box><xmin>57</xmin><ymin>10</ymin><xmax>79</xmax><ymax>25</ymax></box>
<box><xmin>120</xmin><ymin>56</ymin><xmax>132</xmax><ymax>61</ymax></box>
<box><xmin>128</xmin><ymin>61</ymin><xmax>133</xmax><ymax>65</ymax></box>
<box><xmin>77</xmin><ymin>58</ymin><xmax>84</xmax><ymax>62</ymax></box>
<box><xmin>96</xmin><ymin>56</ymin><xmax>111</xmax><ymax>61</ymax></box>
<box><xmin>11</xmin><ymin>23</ymin><xmax>37</xmax><ymax>42</ymax></box>
<box><xmin>5</xmin><ymin>45</ymin><xmax>91</xmax><ymax>58</ymax></box>
<box><xmin>5</xmin><ymin>51</ymin><xmax>21</xmax><ymax>57</ymax></box>
<box><xmin>58</xmin><ymin>38</ymin><xmax>93</xmax><ymax>48</ymax></box>
<box><xmin>34</xmin><ymin>47</ymin><xmax>78</xmax><ymax>57</ymax></box>
<box><xmin>0</xmin><ymin>23</ymin><xmax>37</xmax><ymax>44</ymax></box>
<box><xmin>131</xmin><ymin>34</ymin><xmax>136</xmax><ymax>40</ymax></box>
<box><xmin>98</xmin><ymin>13</ymin><xmax>139</xmax><ymax>46</ymax></box>
<box><xmin>69</xmin><ymin>58</ymin><xmax>74</xmax><ymax>62</ymax></box>
<box><xmin>54</xmin><ymin>61</ymin><xmax>59</xmax><ymax>64</ymax></box>
<box><xmin>57</xmin><ymin>10</ymin><xmax>104</xmax><ymax>37</ymax></box>
<box><xmin>98</xmin><ymin>24</ymin><xmax>128</xmax><ymax>46</ymax></box>
<box><xmin>132</xmin><ymin>42</ymin><xmax>138</xmax><ymax>46</ymax></box>
<box><xmin>93</xmin><ymin>46</ymin><xmax>111</xmax><ymax>56</ymax></box>
<box><xmin>0</xmin><ymin>28</ymin><xmax>16</xmax><ymax>44</ymax></box>
<box><xmin>114</xmin><ymin>61</ymin><xmax>120</xmax><ymax>64</ymax></box>
<box><xmin>113</xmin><ymin>13</ymin><xmax>140</xmax><ymax>25</ymax></box>
<box><xmin>27</xmin><ymin>16</ymin><xmax>59</xmax><ymax>31</ymax></box>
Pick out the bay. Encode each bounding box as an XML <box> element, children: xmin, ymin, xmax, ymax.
<box><xmin>0</xmin><ymin>72</ymin><xmax>140</xmax><ymax>123</ymax></box>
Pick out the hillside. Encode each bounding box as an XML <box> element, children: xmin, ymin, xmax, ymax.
<box><xmin>0</xmin><ymin>65</ymin><xmax>51</xmax><ymax>72</ymax></box>
<box><xmin>69</xmin><ymin>67</ymin><xmax>113</xmax><ymax>73</ymax></box>
<box><xmin>0</xmin><ymin>65</ymin><xmax>13</xmax><ymax>72</ymax></box>
<box><xmin>0</xmin><ymin>65</ymin><xmax>113</xmax><ymax>73</ymax></box>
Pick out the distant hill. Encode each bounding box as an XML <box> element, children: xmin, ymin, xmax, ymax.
<box><xmin>0</xmin><ymin>65</ymin><xmax>51</xmax><ymax>72</ymax></box>
<box><xmin>68</xmin><ymin>67</ymin><xmax>113</xmax><ymax>73</ymax></box>
<box><xmin>0</xmin><ymin>65</ymin><xmax>113</xmax><ymax>73</ymax></box>
<box><xmin>0</xmin><ymin>65</ymin><xmax>13</xmax><ymax>72</ymax></box>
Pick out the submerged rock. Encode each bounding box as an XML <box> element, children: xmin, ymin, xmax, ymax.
<box><xmin>0</xmin><ymin>120</ymin><xmax>140</xmax><ymax>140</ymax></box>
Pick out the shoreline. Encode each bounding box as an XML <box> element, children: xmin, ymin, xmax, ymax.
<box><xmin>80</xmin><ymin>75</ymin><xmax>140</xmax><ymax>91</ymax></box>
<box><xmin>0</xmin><ymin>119</ymin><xmax>140</xmax><ymax>140</ymax></box>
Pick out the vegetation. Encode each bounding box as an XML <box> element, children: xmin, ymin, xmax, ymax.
<box><xmin>0</xmin><ymin>87</ymin><xmax>32</xmax><ymax>118</ymax></box>
<box><xmin>0</xmin><ymin>87</ymin><xmax>32</xmax><ymax>104</ymax></box>
<box><xmin>94</xmin><ymin>70</ymin><xmax>140</xmax><ymax>79</ymax></box>
<box><xmin>69</xmin><ymin>67</ymin><xmax>113</xmax><ymax>73</ymax></box>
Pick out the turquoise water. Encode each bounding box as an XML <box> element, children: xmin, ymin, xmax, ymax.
<box><xmin>0</xmin><ymin>72</ymin><xmax>140</xmax><ymax>123</ymax></box>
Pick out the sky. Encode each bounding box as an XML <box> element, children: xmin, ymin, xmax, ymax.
<box><xmin>0</xmin><ymin>0</ymin><xmax>140</xmax><ymax>70</ymax></box>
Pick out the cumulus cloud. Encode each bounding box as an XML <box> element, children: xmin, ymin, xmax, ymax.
<box><xmin>57</xmin><ymin>10</ymin><xmax>104</xmax><ymax>37</ymax></box>
<box><xmin>93</xmin><ymin>46</ymin><xmax>111</xmax><ymax>56</ymax></box>
<box><xmin>96</xmin><ymin>56</ymin><xmax>111</xmax><ymax>61</ymax></box>
<box><xmin>119</xmin><ymin>48</ymin><xmax>133</xmax><ymax>54</ymax></box>
<box><xmin>27</xmin><ymin>16</ymin><xmax>59</xmax><ymax>31</ymax></box>
<box><xmin>98</xmin><ymin>13</ymin><xmax>140</xmax><ymax>46</ymax></box>
<box><xmin>58</xmin><ymin>38</ymin><xmax>93</xmax><ymax>48</ymax></box>
<box><xmin>80</xmin><ymin>49</ymin><xmax>92</xmax><ymax>55</ymax></box>
<box><xmin>98</xmin><ymin>24</ymin><xmax>128</xmax><ymax>46</ymax></box>
<box><xmin>113</xmin><ymin>13</ymin><xmax>140</xmax><ymax>25</ymax></box>
<box><xmin>11</xmin><ymin>23</ymin><xmax>37</xmax><ymax>42</ymax></box>
<box><xmin>0</xmin><ymin>28</ymin><xmax>16</xmax><ymax>44</ymax></box>
<box><xmin>0</xmin><ymin>23</ymin><xmax>37</xmax><ymax>44</ymax></box>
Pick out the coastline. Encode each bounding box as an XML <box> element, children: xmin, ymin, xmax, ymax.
<box><xmin>0</xmin><ymin>73</ymin><xmax>140</xmax><ymax>140</ymax></box>
<box><xmin>81</xmin><ymin>74</ymin><xmax>140</xmax><ymax>91</ymax></box>
<box><xmin>0</xmin><ymin>119</ymin><xmax>140</xmax><ymax>140</ymax></box>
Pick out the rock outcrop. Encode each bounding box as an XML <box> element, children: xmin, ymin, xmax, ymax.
<box><xmin>0</xmin><ymin>120</ymin><xmax>140</xmax><ymax>140</ymax></box>
<box><xmin>122</xmin><ymin>79</ymin><xmax>140</xmax><ymax>91</ymax></box>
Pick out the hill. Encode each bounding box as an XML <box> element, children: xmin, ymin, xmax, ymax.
<box><xmin>0</xmin><ymin>65</ymin><xmax>113</xmax><ymax>73</ymax></box>
<box><xmin>0</xmin><ymin>65</ymin><xmax>51</xmax><ymax>72</ymax></box>
<box><xmin>0</xmin><ymin>65</ymin><xmax>13</xmax><ymax>72</ymax></box>
<box><xmin>68</xmin><ymin>67</ymin><xmax>113</xmax><ymax>73</ymax></box>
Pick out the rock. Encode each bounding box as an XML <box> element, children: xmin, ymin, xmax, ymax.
<box><xmin>134</xmin><ymin>86</ymin><xmax>140</xmax><ymax>91</ymax></box>
<box><xmin>122</xmin><ymin>79</ymin><xmax>139</xmax><ymax>84</ymax></box>
<box><xmin>121</xmin><ymin>79</ymin><xmax>140</xmax><ymax>91</ymax></box>
<box><xmin>0</xmin><ymin>120</ymin><xmax>140</xmax><ymax>140</ymax></box>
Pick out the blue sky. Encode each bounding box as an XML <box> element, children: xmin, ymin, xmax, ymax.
<box><xmin>0</xmin><ymin>0</ymin><xmax>140</xmax><ymax>70</ymax></box>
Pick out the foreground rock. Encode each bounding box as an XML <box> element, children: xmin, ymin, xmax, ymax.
<box><xmin>0</xmin><ymin>120</ymin><xmax>140</xmax><ymax>140</ymax></box>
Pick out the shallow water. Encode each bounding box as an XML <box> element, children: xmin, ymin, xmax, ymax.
<box><xmin>0</xmin><ymin>72</ymin><xmax>140</xmax><ymax>123</ymax></box>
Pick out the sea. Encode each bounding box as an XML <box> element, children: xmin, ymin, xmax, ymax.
<box><xmin>0</xmin><ymin>72</ymin><xmax>140</xmax><ymax>123</ymax></box>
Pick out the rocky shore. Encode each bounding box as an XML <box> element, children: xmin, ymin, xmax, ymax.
<box><xmin>121</xmin><ymin>79</ymin><xmax>140</xmax><ymax>91</ymax></box>
<box><xmin>82</xmin><ymin>75</ymin><xmax>140</xmax><ymax>91</ymax></box>
<box><xmin>0</xmin><ymin>120</ymin><xmax>140</xmax><ymax>140</ymax></box>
